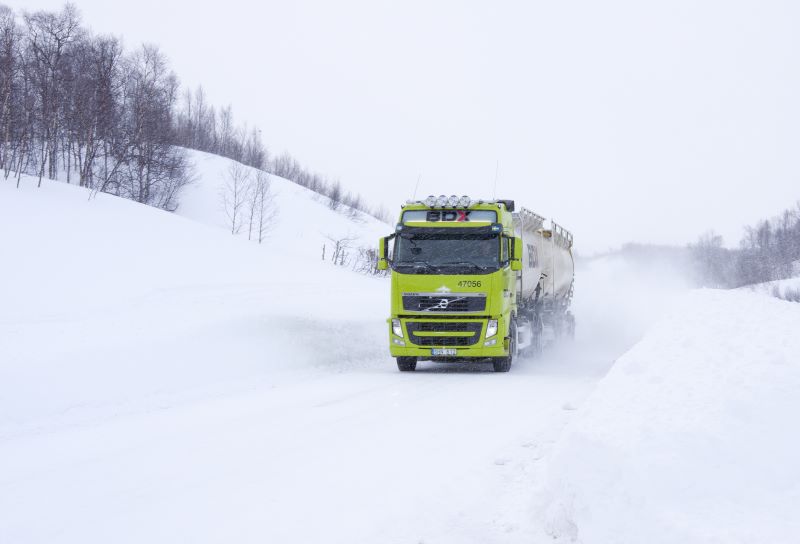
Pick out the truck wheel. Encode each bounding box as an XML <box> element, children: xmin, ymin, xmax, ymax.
<box><xmin>492</xmin><ymin>357</ymin><xmax>511</xmax><ymax>372</ymax></box>
<box><xmin>529</xmin><ymin>316</ymin><xmax>543</xmax><ymax>357</ymax></box>
<box><xmin>493</xmin><ymin>320</ymin><xmax>516</xmax><ymax>372</ymax></box>
<box><xmin>396</xmin><ymin>357</ymin><xmax>417</xmax><ymax>372</ymax></box>
<box><xmin>566</xmin><ymin>313</ymin><xmax>576</xmax><ymax>340</ymax></box>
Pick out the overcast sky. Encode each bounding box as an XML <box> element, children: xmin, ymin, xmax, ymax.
<box><xmin>9</xmin><ymin>0</ymin><xmax>800</xmax><ymax>252</ymax></box>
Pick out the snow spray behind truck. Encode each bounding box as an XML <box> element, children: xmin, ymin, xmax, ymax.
<box><xmin>378</xmin><ymin>196</ymin><xmax>575</xmax><ymax>372</ymax></box>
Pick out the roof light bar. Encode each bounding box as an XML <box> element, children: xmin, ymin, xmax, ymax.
<box><xmin>417</xmin><ymin>195</ymin><xmax>475</xmax><ymax>207</ymax></box>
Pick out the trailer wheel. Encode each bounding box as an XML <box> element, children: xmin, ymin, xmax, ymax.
<box><xmin>396</xmin><ymin>357</ymin><xmax>417</xmax><ymax>372</ymax></box>
<box><xmin>566</xmin><ymin>312</ymin><xmax>576</xmax><ymax>340</ymax></box>
<box><xmin>529</xmin><ymin>315</ymin><xmax>543</xmax><ymax>357</ymax></box>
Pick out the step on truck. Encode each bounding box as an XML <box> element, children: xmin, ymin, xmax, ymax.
<box><xmin>378</xmin><ymin>195</ymin><xmax>575</xmax><ymax>372</ymax></box>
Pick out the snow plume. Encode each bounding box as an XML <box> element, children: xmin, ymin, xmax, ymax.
<box><xmin>539</xmin><ymin>289</ymin><xmax>800</xmax><ymax>543</ymax></box>
<box><xmin>571</xmin><ymin>246</ymin><xmax>693</xmax><ymax>366</ymax></box>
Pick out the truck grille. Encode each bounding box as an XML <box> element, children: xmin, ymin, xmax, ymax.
<box><xmin>406</xmin><ymin>321</ymin><xmax>483</xmax><ymax>347</ymax></box>
<box><xmin>402</xmin><ymin>294</ymin><xmax>486</xmax><ymax>313</ymax></box>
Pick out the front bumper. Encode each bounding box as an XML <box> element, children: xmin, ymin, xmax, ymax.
<box><xmin>388</xmin><ymin>316</ymin><xmax>509</xmax><ymax>359</ymax></box>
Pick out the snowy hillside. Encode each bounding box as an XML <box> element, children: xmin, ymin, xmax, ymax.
<box><xmin>0</xmin><ymin>170</ymin><xmax>388</xmax><ymax>431</ymax></box>
<box><xmin>540</xmin><ymin>289</ymin><xmax>800</xmax><ymax>543</ymax></box>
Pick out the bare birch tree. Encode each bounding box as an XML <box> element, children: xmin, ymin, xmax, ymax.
<box><xmin>222</xmin><ymin>162</ymin><xmax>250</xmax><ymax>234</ymax></box>
<box><xmin>249</xmin><ymin>170</ymin><xmax>276</xmax><ymax>243</ymax></box>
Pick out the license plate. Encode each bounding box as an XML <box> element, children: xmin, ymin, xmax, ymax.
<box><xmin>432</xmin><ymin>348</ymin><xmax>457</xmax><ymax>356</ymax></box>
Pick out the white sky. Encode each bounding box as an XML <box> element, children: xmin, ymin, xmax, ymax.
<box><xmin>10</xmin><ymin>0</ymin><xmax>800</xmax><ymax>252</ymax></box>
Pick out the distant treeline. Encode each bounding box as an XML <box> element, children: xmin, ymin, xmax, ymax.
<box><xmin>691</xmin><ymin>202</ymin><xmax>800</xmax><ymax>289</ymax></box>
<box><xmin>0</xmin><ymin>3</ymin><xmax>388</xmax><ymax>220</ymax></box>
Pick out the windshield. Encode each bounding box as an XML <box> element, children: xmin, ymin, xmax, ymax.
<box><xmin>393</xmin><ymin>232</ymin><xmax>500</xmax><ymax>274</ymax></box>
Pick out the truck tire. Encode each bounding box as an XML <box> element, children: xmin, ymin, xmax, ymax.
<box><xmin>566</xmin><ymin>313</ymin><xmax>576</xmax><ymax>340</ymax></box>
<box><xmin>528</xmin><ymin>315</ymin><xmax>543</xmax><ymax>358</ymax></box>
<box><xmin>492</xmin><ymin>357</ymin><xmax>511</xmax><ymax>372</ymax></box>
<box><xmin>493</xmin><ymin>320</ymin><xmax>516</xmax><ymax>372</ymax></box>
<box><xmin>396</xmin><ymin>357</ymin><xmax>417</xmax><ymax>372</ymax></box>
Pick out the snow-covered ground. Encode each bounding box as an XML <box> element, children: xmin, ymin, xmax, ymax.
<box><xmin>540</xmin><ymin>288</ymin><xmax>800</xmax><ymax>543</ymax></box>
<box><xmin>0</xmin><ymin>154</ymin><xmax>748</xmax><ymax>543</ymax></box>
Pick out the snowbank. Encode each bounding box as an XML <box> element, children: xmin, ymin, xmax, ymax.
<box><xmin>743</xmin><ymin>276</ymin><xmax>800</xmax><ymax>301</ymax></box>
<box><xmin>541</xmin><ymin>289</ymin><xmax>800</xmax><ymax>543</ymax></box>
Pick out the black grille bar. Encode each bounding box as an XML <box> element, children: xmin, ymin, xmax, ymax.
<box><xmin>406</xmin><ymin>321</ymin><xmax>483</xmax><ymax>347</ymax></box>
<box><xmin>402</xmin><ymin>294</ymin><xmax>486</xmax><ymax>313</ymax></box>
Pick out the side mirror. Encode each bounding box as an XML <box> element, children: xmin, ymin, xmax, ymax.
<box><xmin>510</xmin><ymin>237</ymin><xmax>523</xmax><ymax>271</ymax></box>
<box><xmin>377</xmin><ymin>236</ymin><xmax>389</xmax><ymax>270</ymax></box>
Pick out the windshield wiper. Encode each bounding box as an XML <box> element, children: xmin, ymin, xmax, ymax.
<box><xmin>393</xmin><ymin>260</ymin><xmax>441</xmax><ymax>273</ymax></box>
<box><xmin>440</xmin><ymin>261</ymin><xmax>493</xmax><ymax>271</ymax></box>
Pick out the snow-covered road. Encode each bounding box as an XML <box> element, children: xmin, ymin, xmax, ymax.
<box><xmin>1</xmin><ymin>341</ymin><xmax>612</xmax><ymax>543</ymax></box>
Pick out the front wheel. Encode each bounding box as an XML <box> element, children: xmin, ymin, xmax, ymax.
<box><xmin>493</xmin><ymin>320</ymin><xmax>516</xmax><ymax>372</ymax></box>
<box><xmin>492</xmin><ymin>357</ymin><xmax>511</xmax><ymax>372</ymax></box>
<box><xmin>396</xmin><ymin>357</ymin><xmax>417</xmax><ymax>372</ymax></box>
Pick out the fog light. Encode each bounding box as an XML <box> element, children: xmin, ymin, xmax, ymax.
<box><xmin>393</xmin><ymin>338</ymin><xmax>406</xmax><ymax>346</ymax></box>
<box><xmin>424</xmin><ymin>195</ymin><xmax>436</xmax><ymax>207</ymax></box>
<box><xmin>392</xmin><ymin>318</ymin><xmax>403</xmax><ymax>338</ymax></box>
<box><xmin>484</xmin><ymin>338</ymin><xmax>497</xmax><ymax>347</ymax></box>
<box><xmin>458</xmin><ymin>195</ymin><xmax>471</xmax><ymax>207</ymax></box>
<box><xmin>486</xmin><ymin>319</ymin><xmax>498</xmax><ymax>338</ymax></box>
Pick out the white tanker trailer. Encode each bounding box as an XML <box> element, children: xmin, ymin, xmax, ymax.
<box><xmin>513</xmin><ymin>208</ymin><xmax>575</xmax><ymax>353</ymax></box>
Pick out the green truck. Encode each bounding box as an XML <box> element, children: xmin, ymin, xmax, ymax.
<box><xmin>378</xmin><ymin>195</ymin><xmax>575</xmax><ymax>372</ymax></box>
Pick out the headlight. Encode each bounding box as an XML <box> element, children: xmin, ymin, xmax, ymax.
<box><xmin>458</xmin><ymin>195</ymin><xmax>471</xmax><ymax>207</ymax></box>
<box><xmin>424</xmin><ymin>195</ymin><xmax>437</xmax><ymax>207</ymax></box>
<box><xmin>392</xmin><ymin>318</ymin><xmax>404</xmax><ymax>338</ymax></box>
<box><xmin>486</xmin><ymin>319</ymin><xmax>498</xmax><ymax>338</ymax></box>
<box><xmin>448</xmin><ymin>194</ymin><xmax>459</xmax><ymax>207</ymax></box>
<box><xmin>436</xmin><ymin>194</ymin><xmax>448</xmax><ymax>207</ymax></box>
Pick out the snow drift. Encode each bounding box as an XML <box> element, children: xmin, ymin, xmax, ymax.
<box><xmin>541</xmin><ymin>289</ymin><xmax>800</xmax><ymax>543</ymax></box>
